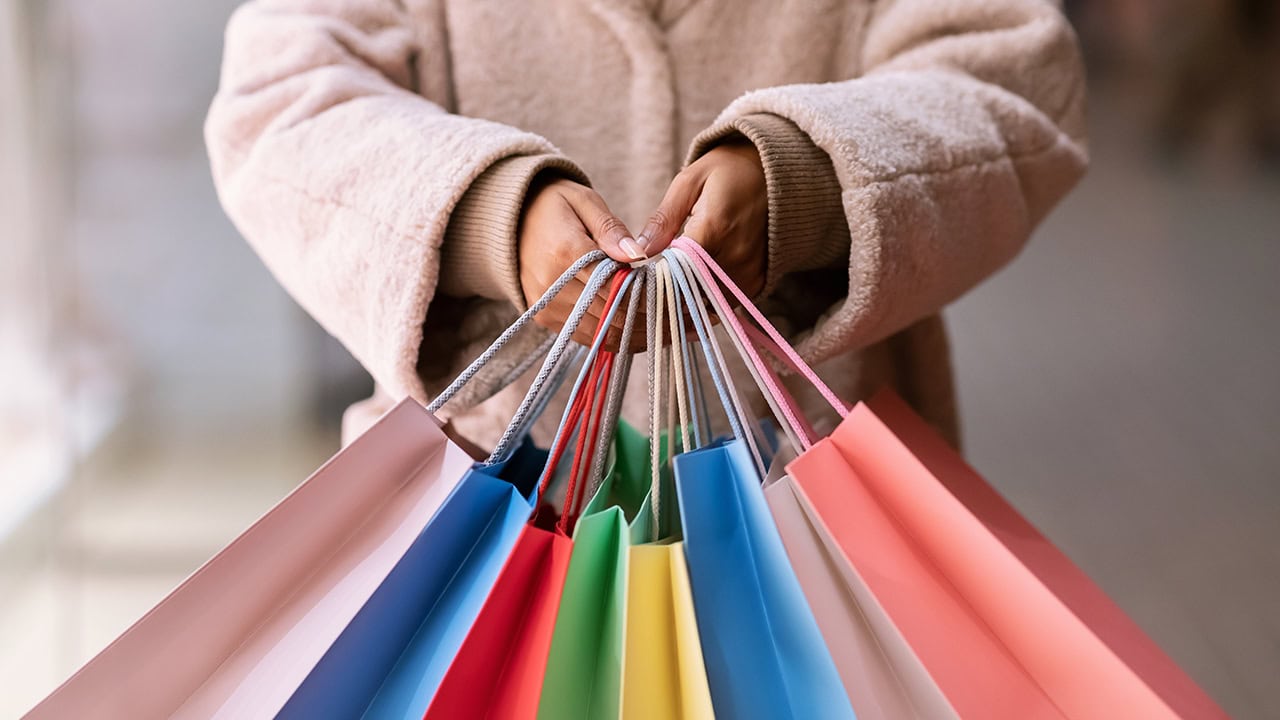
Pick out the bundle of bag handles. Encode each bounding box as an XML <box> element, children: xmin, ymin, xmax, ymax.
<box><xmin>428</xmin><ymin>237</ymin><xmax>853</xmax><ymax>539</ymax></box>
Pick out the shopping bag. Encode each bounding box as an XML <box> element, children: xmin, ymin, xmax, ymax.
<box><xmin>623</xmin><ymin>250</ymin><xmax>848</xmax><ymax>720</ymax></box>
<box><xmin>613</xmin><ymin>432</ymin><xmax>713</xmax><ymax>720</ymax></box>
<box><xmin>622</xmin><ymin>542</ymin><xmax>715</xmax><ymax>720</ymax></box>
<box><xmin>863</xmin><ymin>389</ymin><xmax>1228</xmax><ymax>719</ymax></box>
<box><xmin>675</xmin><ymin>440</ymin><xmax>854</xmax><ymax>720</ymax></box>
<box><xmin>655</xmin><ymin>240</ymin><xmax>948</xmax><ymax>720</ymax></box>
<box><xmin>616</xmin><ymin>256</ymin><xmax>721</xmax><ymax>720</ymax></box>
<box><xmin>788</xmin><ymin>412</ymin><xmax>1180</xmax><ymax>718</ymax></box>
<box><xmin>763</xmin><ymin>451</ymin><xmax>958</xmax><ymax>720</ymax></box>
<box><xmin>536</xmin><ymin>267</ymin><xmax>653</xmax><ymax>720</ymax></box>
<box><xmin>26</xmin><ymin>398</ymin><xmax>473</xmax><ymax>720</ymax></box>
<box><xmin>279</xmin><ymin>438</ymin><xmax>545</xmax><ymax>719</ymax></box>
<box><xmin>25</xmin><ymin>251</ymin><xmax>624</xmax><ymax>720</ymax></box>
<box><xmin>539</xmin><ymin>424</ymin><xmax>656</xmax><ymax>720</ymax></box>
<box><xmin>537</xmin><ymin>506</ymin><xmax>629</xmax><ymax>719</ymax></box>
<box><xmin>671</xmin><ymin>236</ymin><xmax>1193</xmax><ymax>718</ymax></box>
<box><xmin>424</xmin><ymin>522</ymin><xmax>575</xmax><ymax>717</ymax></box>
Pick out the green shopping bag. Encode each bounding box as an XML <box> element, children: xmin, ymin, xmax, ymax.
<box><xmin>537</xmin><ymin>424</ymin><xmax>648</xmax><ymax>720</ymax></box>
<box><xmin>536</xmin><ymin>263</ymin><xmax>651</xmax><ymax>720</ymax></box>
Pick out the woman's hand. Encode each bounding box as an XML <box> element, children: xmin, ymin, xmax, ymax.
<box><xmin>613</xmin><ymin>139</ymin><xmax>769</xmax><ymax>298</ymax></box>
<box><xmin>518</xmin><ymin>174</ymin><xmax>644</xmax><ymax>350</ymax></box>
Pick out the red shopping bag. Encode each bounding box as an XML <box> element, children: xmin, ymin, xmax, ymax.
<box><xmin>423</xmin><ymin>522</ymin><xmax>573</xmax><ymax>718</ymax></box>
<box><xmin>864</xmin><ymin>389</ymin><xmax>1228</xmax><ymax>720</ymax></box>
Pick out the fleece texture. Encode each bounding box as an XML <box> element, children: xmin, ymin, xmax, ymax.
<box><xmin>206</xmin><ymin>0</ymin><xmax>1087</xmax><ymax>448</ymax></box>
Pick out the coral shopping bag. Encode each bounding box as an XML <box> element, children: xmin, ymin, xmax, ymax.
<box><xmin>863</xmin><ymin>389</ymin><xmax>1228</xmax><ymax>720</ymax></box>
<box><xmin>426</xmin><ymin>267</ymin><xmax>637</xmax><ymax>720</ymax></box>
<box><xmin>788</xmin><ymin>408</ymin><xmax>1179</xmax><ymax>719</ymax></box>
<box><xmin>672</xmin><ymin>239</ymin><xmax>1189</xmax><ymax>719</ymax></box>
<box><xmin>27</xmin><ymin>398</ymin><xmax>474</xmax><ymax>720</ymax></box>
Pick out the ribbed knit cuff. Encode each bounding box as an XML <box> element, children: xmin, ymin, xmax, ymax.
<box><xmin>440</xmin><ymin>154</ymin><xmax>590</xmax><ymax>310</ymax></box>
<box><xmin>688</xmin><ymin>113</ymin><xmax>849</xmax><ymax>296</ymax></box>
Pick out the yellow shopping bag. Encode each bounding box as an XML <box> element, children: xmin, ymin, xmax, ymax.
<box><xmin>622</xmin><ymin>543</ymin><xmax>714</xmax><ymax>720</ymax></box>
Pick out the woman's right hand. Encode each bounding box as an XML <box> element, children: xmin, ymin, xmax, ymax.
<box><xmin>518</xmin><ymin>175</ymin><xmax>645</xmax><ymax>350</ymax></box>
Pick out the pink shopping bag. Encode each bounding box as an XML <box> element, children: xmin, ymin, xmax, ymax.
<box><xmin>27</xmin><ymin>399</ymin><xmax>474</xmax><ymax>719</ymax></box>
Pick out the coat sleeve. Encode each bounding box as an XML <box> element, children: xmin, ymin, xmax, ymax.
<box><xmin>688</xmin><ymin>0</ymin><xmax>1088</xmax><ymax>363</ymax></box>
<box><xmin>205</xmin><ymin>0</ymin><xmax>581</xmax><ymax>402</ymax></box>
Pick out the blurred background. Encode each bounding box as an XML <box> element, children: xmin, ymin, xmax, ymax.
<box><xmin>1</xmin><ymin>0</ymin><xmax>1277</xmax><ymax>716</ymax></box>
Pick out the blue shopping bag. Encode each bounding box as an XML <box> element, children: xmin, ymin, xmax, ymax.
<box><xmin>279</xmin><ymin>437</ymin><xmax>544</xmax><ymax>720</ymax></box>
<box><xmin>676</xmin><ymin>438</ymin><xmax>855</xmax><ymax>720</ymax></box>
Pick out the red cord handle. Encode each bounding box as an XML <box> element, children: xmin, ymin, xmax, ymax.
<box><xmin>536</xmin><ymin>268</ymin><xmax>631</xmax><ymax>534</ymax></box>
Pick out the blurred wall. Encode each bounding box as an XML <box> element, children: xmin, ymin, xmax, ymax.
<box><xmin>65</xmin><ymin>0</ymin><xmax>318</xmax><ymax>433</ymax></box>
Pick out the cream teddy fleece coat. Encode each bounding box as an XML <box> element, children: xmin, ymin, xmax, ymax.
<box><xmin>206</xmin><ymin>0</ymin><xmax>1087</xmax><ymax>448</ymax></box>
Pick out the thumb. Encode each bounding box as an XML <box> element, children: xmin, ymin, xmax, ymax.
<box><xmin>569</xmin><ymin>187</ymin><xmax>641</xmax><ymax>263</ymax></box>
<box><xmin>636</xmin><ymin>171</ymin><xmax>704</xmax><ymax>257</ymax></box>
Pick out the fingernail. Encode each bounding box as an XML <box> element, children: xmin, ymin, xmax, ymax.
<box><xmin>635</xmin><ymin>232</ymin><xmax>651</xmax><ymax>250</ymax></box>
<box><xmin>619</xmin><ymin>236</ymin><xmax>646</xmax><ymax>260</ymax></box>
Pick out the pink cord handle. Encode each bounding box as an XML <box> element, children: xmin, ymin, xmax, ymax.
<box><xmin>670</xmin><ymin>235</ymin><xmax>849</xmax><ymax>415</ymax></box>
<box><xmin>667</xmin><ymin>245</ymin><xmax>814</xmax><ymax>448</ymax></box>
<box><xmin>666</xmin><ymin>249</ymin><xmax>810</xmax><ymax>452</ymax></box>
<box><xmin>735</xmin><ymin>320</ymin><xmax>821</xmax><ymax>443</ymax></box>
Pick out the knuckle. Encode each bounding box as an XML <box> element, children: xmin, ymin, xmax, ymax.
<box><xmin>648</xmin><ymin>207</ymin><xmax>673</xmax><ymax>231</ymax></box>
<box><xmin>595</xmin><ymin>214</ymin><xmax>627</xmax><ymax>239</ymax></box>
<box><xmin>674</xmin><ymin>168</ymin><xmax>702</xmax><ymax>194</ymax></box>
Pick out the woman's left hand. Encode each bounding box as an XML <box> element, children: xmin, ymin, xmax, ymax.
<box><xmin>601</xmin><ymin>139</ymin><xmax>769</xmax><ymax>297</ymax></box>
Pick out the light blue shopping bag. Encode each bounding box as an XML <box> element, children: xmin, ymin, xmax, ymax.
<box><xmin>676</xmin><ymin>440</ymin><xmax>855</xmax><ymax>720</ymax></box>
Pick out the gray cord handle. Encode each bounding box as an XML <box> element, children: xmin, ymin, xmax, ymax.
<box><xmin>487</xmin><ymin>258</ymin><xmax>620</xmax><ymax>464</ymax></box>
<box><xmin>428</xmin><ymin>250</ymin><xmax>607</xmax><ymax>414</ymax></box>
<box><xmin>531</xmin><ymin>269</ymin><xmax>638</xmax><ymax>482</ymax></box>
<box><xmin>583</xmin><ymin>268</ymin><xmax>648</xmax><ymax>501</ymax></box>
